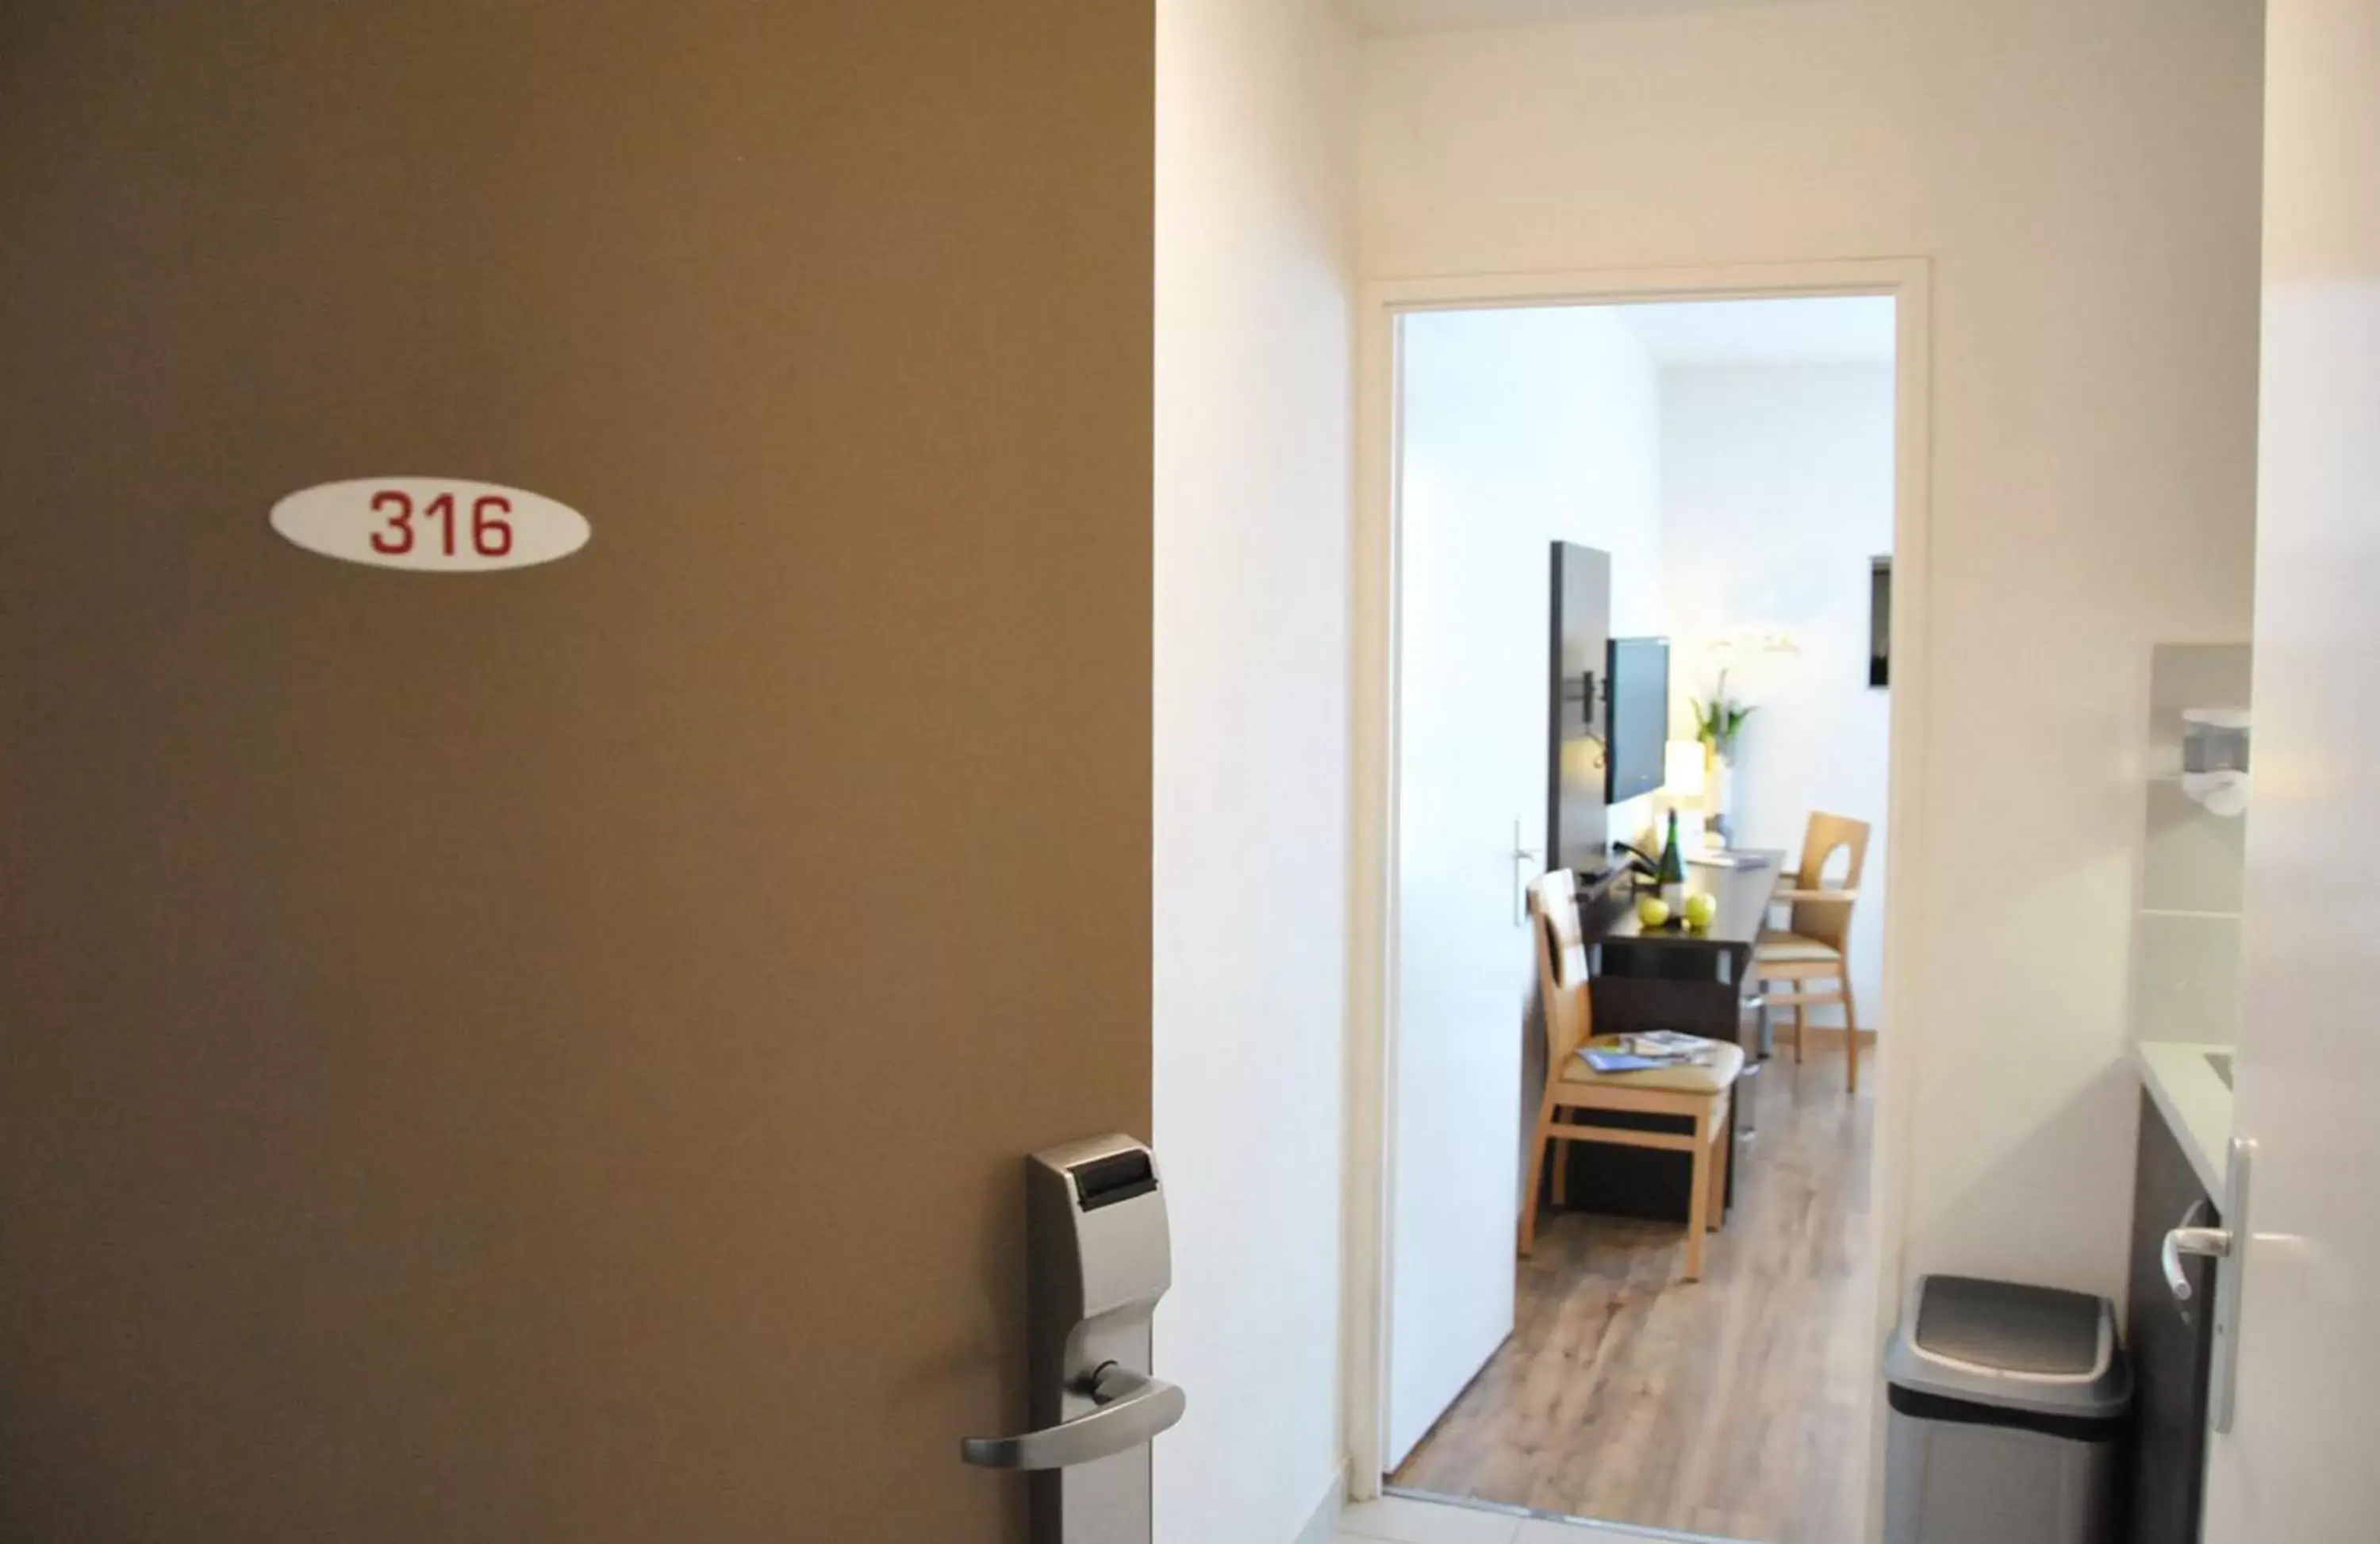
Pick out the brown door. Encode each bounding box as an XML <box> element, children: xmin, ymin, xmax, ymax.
<box><xmin>0</xmin><ymin>6</ymin><xmax>1150</xmax><ymax>1541</ymax></box>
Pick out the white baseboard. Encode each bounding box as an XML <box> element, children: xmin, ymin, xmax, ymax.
<box><xmin>1292</xmin><ymin>1461</ymin><xmax>1349</xmax><ymax>1544</ymax></box>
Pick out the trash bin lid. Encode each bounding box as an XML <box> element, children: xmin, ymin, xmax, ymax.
<box><xmin>1916</xmin><ymin>1275</ymin><xmax>2104</xmax><ymax>1377</ymax></box>
<box><xmin>1884</xmin><ymin>1274</ymin><xmax>2132</xmax><ymax>1421</ymax></box>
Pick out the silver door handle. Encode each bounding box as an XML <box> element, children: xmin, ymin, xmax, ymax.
<box><xmin>2162</xmin><ymin>1200</ymin><xmax>2230</xmax><ymax>1302</ymax></box>
<box><xmin>959</xmin><ymin>1362</ymin><xmax>1185</xmax><ymax>1471</ymax></box>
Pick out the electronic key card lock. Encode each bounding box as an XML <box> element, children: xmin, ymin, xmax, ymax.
<box><xmin>961</xmin><ymin>1134</ymin><xmax>1184</xmax><ymax>1544</ymax></box>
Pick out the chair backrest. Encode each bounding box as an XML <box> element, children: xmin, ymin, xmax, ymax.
<box><xmin>1528</xmin><ymin>870</ymin><xmax>1593</xmax><ymax>1067</ymax></box>
<box><xmin>1790</xmin><ymin>811</ymin><xmax>1872</xmax><ymax>951</ymax></box>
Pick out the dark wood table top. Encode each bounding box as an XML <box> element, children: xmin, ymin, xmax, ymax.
<box><xmin>1595</xmin><ymin>847</ymin><xmax>1786</xmax><ymax>953</ymax></box>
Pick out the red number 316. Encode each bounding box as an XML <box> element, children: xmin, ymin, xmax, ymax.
<box><xmin>369</xmin><ymin>490</ymin><xmax>513</xmax><ymax>559</ymax></box>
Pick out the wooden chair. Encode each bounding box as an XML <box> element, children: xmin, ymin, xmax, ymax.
<box><xmin>1756</xmin><ymin>811</ymin><xmax>1872</xmax><ymax>1092</ymax></box>
<box><xmin>1519</xmin><ymin>870</ymin><xmax>1744</xmax><ymax>1281</ymax></box>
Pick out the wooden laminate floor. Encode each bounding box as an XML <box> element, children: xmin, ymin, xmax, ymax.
<box><xmin>1391</xmin><ymin>1049</ymin><xmax>1875</xmax><ymax>1544</ymax></box>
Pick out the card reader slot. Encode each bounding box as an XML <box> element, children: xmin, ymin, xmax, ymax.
<box><xmin>1070</xmin><ymin>1150</ymin><xmax>1157</xmax><ymax>1211</ymax></box>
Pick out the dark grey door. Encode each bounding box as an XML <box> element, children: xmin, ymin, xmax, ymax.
<box><xmin>0</xmin><ymin>6</ymin><xmax>1152</xmax><ymax>1540</ymax></box>
<box><xmin>2127</xmin><ymin>1093</ymin><xmax>2220</xmax><ymax>1544</ymax></box>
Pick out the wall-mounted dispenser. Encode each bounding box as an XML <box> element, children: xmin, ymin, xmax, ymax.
<box><xmin>961</xmin><ymin>1133</ymin><xmax>1184</xmax><ymax>1544</ymax></box>
<box><xmin>2181</xmin><ymin>708</ymin><xmax>2251</xmax><ymax>817</ymax></box>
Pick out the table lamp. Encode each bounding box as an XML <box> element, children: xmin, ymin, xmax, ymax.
<box><xmin>1664</xmin><ymin>739</ymin><xmax>1710</xmax><ymax>851</ymax></box>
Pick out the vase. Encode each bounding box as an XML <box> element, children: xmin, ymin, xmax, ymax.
<box><xmin>1705</xmin><ymin>743</ymin><xmax>1734</xmax><ymax>845</ymax></box>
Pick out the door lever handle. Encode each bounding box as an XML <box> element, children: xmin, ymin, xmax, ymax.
<box><xmin>959</xmin><ymin>1362</ymin><xmax>1185</xmax><ymax>1471</ymax></box>
<box><xmin>2162</xmin><ymin>1200</ymin><xmax>2230</xmax><ymax>1301</ymax></box>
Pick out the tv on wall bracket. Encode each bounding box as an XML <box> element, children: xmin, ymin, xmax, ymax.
<box><xmin>1870</xmin><ymin>556</ymin><xmax>1892</xmax><ymax>689</ymax></box>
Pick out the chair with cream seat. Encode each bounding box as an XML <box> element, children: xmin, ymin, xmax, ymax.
<box><xmin>1520</xmin><ymin>869</ymin><xmax>1744</xmax><ymax>1281</ymax></box>
<box><xmin>1756</xmin><ymin>811</ymin><xmax>1872</xmax><ymax>1092</ymax></box>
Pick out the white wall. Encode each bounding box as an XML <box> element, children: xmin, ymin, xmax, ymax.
<box><xmin>1571</xmin><ymin>319</ymin><xmax>1666</xmax><ymax>850</ymax></box>
<box><xmin>1154</xmin><ymin>1</ymin><xmax>1356</xmax><ymax>1539</ymax></box>
<box><xmin>1399</xmin><ymin>305</ymin><xmax>1664</xmax><ymax>874</ymax></box>
<box><xmin>1659</xmin><ymin>362</ymin><xmax>1896</xmax><ymax>1029</ymax></box>
<box><xmin>1387</xmin><ymin>305</ymin><xmax>1660</xmax><ymax>1464</ymax></box>
<box><xmin>1360</xmin><ymin>0</ymin><xmax>2263</xmax><ymax>1308</ymax></box>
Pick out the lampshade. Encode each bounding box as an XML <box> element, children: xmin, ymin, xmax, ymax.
<box><xmin>1664</xmin><ymin>739</ymin><xmax>1707</xmax><ymax>797</ymax></box>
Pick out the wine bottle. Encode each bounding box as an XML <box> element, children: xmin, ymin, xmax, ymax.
<box><xmin>1657</xmin><ymin>808</ymin><xmax>1687</xmax><ymax>912</ymax></box>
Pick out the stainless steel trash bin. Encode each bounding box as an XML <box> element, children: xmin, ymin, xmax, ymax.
<box><xmin>1883</xmin><ymin>1274</ymin><xmax>2132</xmax><ymax>1544</ymax></box>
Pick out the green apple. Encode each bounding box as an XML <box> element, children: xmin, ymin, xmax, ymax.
<box><xmin>1635</xmin><ymin>895</ymin><xmax>1672</xmax><ymax>928</ymax></box>
<box><xmin>1683</xmin><ymin>892</ymin><xmax>1719</xmax><ymax>930</ymax></box>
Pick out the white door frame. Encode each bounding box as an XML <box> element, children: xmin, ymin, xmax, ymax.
<box><xmin>1342</xmin><ymin>257</ymin><xmax>1935</xmax><ymax>1536</ymax></box>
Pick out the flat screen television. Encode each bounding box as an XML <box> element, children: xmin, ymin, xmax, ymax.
<box><xmin>1606</xmin><ymin>636</ymin><xmax>1670</xmax><ymax>805</ymax></box>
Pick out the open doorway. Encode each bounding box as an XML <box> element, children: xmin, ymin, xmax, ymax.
<box><xmin>1349</xmin><ymin>271</ymin><xmax>1929</xmax><ymax>1544</ymax></box>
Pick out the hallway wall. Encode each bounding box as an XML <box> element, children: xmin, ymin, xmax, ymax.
<box><xmin>1154</xmin><ymin>1</ymin><xmax>1357</xmax><ymax>1538</ymax></box>
<box><xmin>1357</xmin><ymin>0</ymin><xmax>2263</xmax><ymax>1309</ymax></box>
<box><xmin>1659</xmin><ymin>361</ymin><xmax>1897</xmax><ymax>1031</ymax></box>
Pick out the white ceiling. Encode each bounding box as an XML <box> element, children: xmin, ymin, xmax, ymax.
<box><xmin>1614</xmin><ymin>297</ymin><xmax>1897</xmax><ymax>367</ymax></box>
<box><xmin>1338</xmin><ymin>0</ymin><xmax>1786</xmax><ymax>37</ymax></box>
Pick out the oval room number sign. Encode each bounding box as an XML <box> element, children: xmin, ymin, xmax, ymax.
<box><xmin>271</xmin><ymin>478</ymin><xmax>589</xmax><ymax>572</ymax></box>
